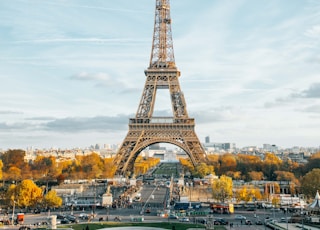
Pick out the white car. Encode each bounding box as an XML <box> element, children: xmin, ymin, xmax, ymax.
<box><xmin>79</xmin><ymin>213</ymin><xmax>89</xmax><ymax>220</ymax></box>
<box><xmin>280</xmin><ymin>217</ymin><xmax>286</xmax><ymax>222</ymax></box>
<box><xmin>235</xmin><ymin>215</ymin><xmax>246</xmax><ymax>220</ymax></box>
<box><xmin>179</xmin><ymin>217</ymin><xmax>190</xmax><ymax>222</ymax></box>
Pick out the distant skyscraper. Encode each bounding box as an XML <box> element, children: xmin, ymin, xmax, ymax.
<box><xmin>205</xmin><ymin>136</ymin><xmax>210</xmax><ymax>144</ymax></box>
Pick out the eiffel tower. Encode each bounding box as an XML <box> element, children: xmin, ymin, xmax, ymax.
<box><xmin>113</xmin><ymin>0</ymin><xmax>208</xmax><ymax>176</ymax></box>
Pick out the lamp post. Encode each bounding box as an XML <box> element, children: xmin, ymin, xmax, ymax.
<box><xmin>264</xmin><ymin>206</ymin><xmax>266</xmax><ymax>230</ymax></box>
<box><xmin>11</xmin><ymin>200</ymin><xmax>16</xmax><ymax>226</ymax></box>
<box><xmin>285</xmin><ymin>204</ymin><xmax>288</xmax><ymax>230</ymax></box>
<box><xmin>301</xmin><ymin>207</ymin><xmax>304</xmax><ymax>229</ymax></box>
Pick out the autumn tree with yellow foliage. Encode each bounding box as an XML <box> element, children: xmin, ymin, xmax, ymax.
<box><xmin>7</xmin><ymin>179</ymin><xmax>43</xmax><ymax>208</ymax></box>
<box><xmin>235</xmin><ymin>185</ymin><xmax>262</xmax><ymax>202</ymax></box>
<box><xmin>134</xmin><ymin>156</ymin><xmax>160</xmax><ymax>176</ymax></box>
<box><xmin>43</xmin><ymin>190</ymin><xmax>62</xmax><ymax>208</ymax></box>
<box><xmin>212</xmin><ymin>175</ymin><xmax>233</xmax><ymax>203</ymax></box>
<box><xmin>179</xmin><ymin>158</ymin><xmax>214</xmax><ymax>178</ymax></box>
<box><xmin>262</xmin><ymin>153</ymin><xmax>282</xmax><ymax>180</ymax></box>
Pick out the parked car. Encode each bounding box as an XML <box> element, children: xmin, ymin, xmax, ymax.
<box><xmin>19</xmin><ymin>227</ymin><xmax>31</xmax><ymax>230</ymax></box>
<box><xmin>235</xmin><ymin>215</ymin><xmax>246</xmax><ymax>220</ymax></box>
<box><xmin>214</xmin><ymin>218</ymin><xmax>228</xmax><ymax>225</ymax></box>
<box><xmin>169</xmin><ymin>215</ymin><xmax>179</xmax><ymax>219</ymax></box>
<box><xmin>79</xmin><ymin>213</ymin><xmax>89</xmax><ymax>220</ymax></box>
<box><xmin>60</xmin><ymin>218</ymin><xmax>70</xmax><ymax>224</ymax></box>
<box><xmin>255</xmin><ymin>219</ymin><xmax>263</xmax><ymax>225</ymax></box>
<box><xmin>245</xmin><ymin>220</ymin><xmax>252</xmax><ymax>225</ymax></box>
<box><xmin>197</xmin><ymin>218</ymin><xmax>207</xmax><ymax>224</ymax></box>
<box><xmin>66</xmin><ymin>215</ymin><xmax>78</xmax><ymax>223</ymax></box>
<box><xmin>56</xmin><ymin>214</ymin><xmax>65</xmax><ymax>220</ymax></box>
<box><xmin>179</xmin><ymin>217</ymin><xmax>190</xmax><ymax>222</ymax></box>
<box><xmin>280</xmin><ymin>217</ymin><xmax>286</xmax><ymax>222</ymax></box>
<box><xmin>33</xmin><ymin>209</ymin><xmax>41</xmax><ymax>214</ymax></box>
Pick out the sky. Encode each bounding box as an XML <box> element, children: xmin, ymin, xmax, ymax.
<box><xmin>0</xmin><ymin>0</ymin><xmax>320</xmax><ymax>150</ymax></box>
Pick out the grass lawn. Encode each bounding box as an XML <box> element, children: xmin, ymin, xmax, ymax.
<box><xmin>60</xmin><ymin>221</ymin><xmax>211</xmax><ymax>230</ymax></box>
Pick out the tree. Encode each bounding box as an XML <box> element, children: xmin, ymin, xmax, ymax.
<box><xmin>274</xmin><ymin>170</ymin><xmax>300</xmax><ymax>191</ymax></box>
<box><xmin>1</xmin><ymin>149</ymin><xmax>27</xmax><ymax>171</ymax></box>
<box><xmin>226</xmin><ymin>171</ymin><xmax>241</xmax><ymax>180</ymax></box>
<box><xmin>212</xmin><ymin>175</ymin><xmax>233</xmax><ymax>203</ymax></box>
<box><xmin>102</xmin><ymin>158</ymin><xmax>117</xmax><ymax>178</ymax></box>
<box><xmin>5</xmin><ymin>166</ymin><xmax>22</xmax><ymax>182</ymax></box>
<box><xmin>80</xmin><ymin>153</ymin><xmax>104</xmax><ymax>179</ymax></box>
<box><xmin>262</xmin><ymin>153</ymin><xmax>282</xmax><ymax>180</ymax></box>
<box><xmin>179</xmin><ymin>158</ymin><xmax>194</xmax><ymax>175</ymax></box>
<box><xmin>43</xmin><ymin>190</ymin><xmax>62</xmax><ymax>209</ymax></box>
<box><xmin>236</xmin><ymin>154</ymin><xmax>262</xmax><ymax>180</ymax></box>
<box><xmin>248</xmin><ymin>171</ymin><xmax>264</xmax><ymax>181</ymax></box>
<box><xmin>0</xmin><ymin>160</ymin><xmax>3</xmax><ymax>181</ymax></box>
<box><xmin>304</xmin><ymin>152</ymin><xmax>320</xmax><ymax>174</ymax></box>
<box><xmin>32</xmin><ymin>156</ymin><xmax>58</xmax><ymax>181</ymax></box>
<box><xmin>9</xmin><ymin>179</ymin><xmax>43</xmax><ymax>208</ymax></box>
<box><xmin>195</xmin><ymin>163</ymin><xmax>214</xmax><ymax>178</ymax></box>
<box><xmin>219</xmin><ymin>154</ymin><xmax>237</xmax><ymax>175</ymax></box>
<box><xmin>207</xmin><ymin>154</ymin><xmax>220</xmax><ymax>173</ymax></box>
<box><xmin>235</xmin><ymin>185</ymin><xmax>262</xmax><ymax>202</ymax></box>
<box><xmin>301</xmin><ymin>168</ymin><xmax>320</xmax><ymax>198</ymax></box>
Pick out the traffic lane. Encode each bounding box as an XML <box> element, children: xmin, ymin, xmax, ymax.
<box><xmin>140</xmin><ymin>185</ymin><xmax>167</xmax><ymax>202</ymax></box>
<box><xmin>230</xmin><ymin>224</ymin><xmax>266</xmax><ymax>230</ymax></box>
<box><xmin>14</xmin><ymin>211</ymin><xmax>266</xmax><ymax>230</ymax></box>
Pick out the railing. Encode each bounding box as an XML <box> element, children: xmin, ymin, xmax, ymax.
<box><xmin>130</xmin><ymin>117</ymin><xmax>194</xmax><ymax>124</ymax></box>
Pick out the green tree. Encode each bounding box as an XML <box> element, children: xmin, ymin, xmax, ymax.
<box><xmin>304</xmin><ymin>152</ymin><xmax>320</xmax><ymax>174</ymax></box>
<box><xmin>212</xmin><ymin>175</ymin><xmax>233</xmax><ymax>203</ymax></box>
<box><xmin>301</xmin><ymin>168</ymin><xmax>320</xmax><ymax>198</ymax></box>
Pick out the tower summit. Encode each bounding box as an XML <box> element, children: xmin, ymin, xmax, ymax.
<box><xmin>113</xmin><ymin>0</ymin><xmax>208</xmax><ymax>176</ymax></box>
<box><xmin>149</xmin><ymin>0</ymin><xmax>175</xmax><ymax>68</ymax></box>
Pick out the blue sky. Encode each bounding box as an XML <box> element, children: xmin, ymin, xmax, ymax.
<box><xmin>0</xmin><ymin>0</ymin><xmax>320</xmax><ymax>150</ymax></box>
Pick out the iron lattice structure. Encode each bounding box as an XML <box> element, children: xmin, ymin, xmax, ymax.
<box><xmin>114</xmin><ymin>0</ymin><xmax>208</xmax><ymax>176</ymax></box>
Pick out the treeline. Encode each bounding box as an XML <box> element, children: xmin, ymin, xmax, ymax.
<box><xmin>180</xmin><ymin>152</ymin><xmax>320</xmax><ymax>198</ymax></box>
<box><xmin>1</xmin><ymin>149</ymin><xmax>319</xmax><ymax>198</ymax></box>
<box><xmin>0</xmin><ymin>149</ymin><xmax>116</xmax><ymax>184</ymax></box>
<box><xmin>0</xmin><ymin>150</ymin><xmax>160</xmax><ymax>211</ymax></box>
<box><xmin>0</xmin><ymin>149</ymin><xmax>159</xmax><ymax>185</ymax></box>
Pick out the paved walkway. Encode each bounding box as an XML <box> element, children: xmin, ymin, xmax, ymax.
<box><xmin>276</xmin><ymin>222</ymin><xmax>320</xmax><ymax>230</ymax></box>
<box><xmin>227</xmin><ymin>223</ymin><xmax>320</xmax><ymax>230</ymax></box>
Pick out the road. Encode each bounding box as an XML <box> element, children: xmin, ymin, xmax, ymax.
<box><xmin>3</xmin><ymin>208</ymin><xmax>317</xmax><ymax>230</ymax></box>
